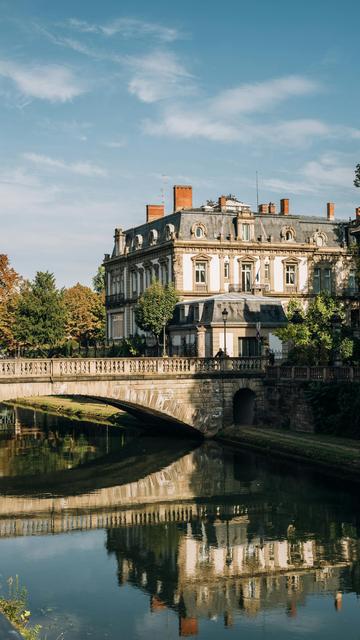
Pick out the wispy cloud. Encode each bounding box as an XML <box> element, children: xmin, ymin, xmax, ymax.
<box><xmin>144</xmin><ymin>108</ymin><xmax>329</xmax><ymax>146</ymax></box>
<box><xmin>127</xmin><ymin>51</ymin><xmax>194</xmax><ymax>103</ymax></box>
<box><xmin>211</xmin><ymin>75</ymin><xmax>319</xmax><ymax>116</ymax></box>
<box><xmin>68</xmin><ymin>17</ymin><xmax>180</xmax><ymax>42</ymax></box>
<box><xmin>0</xmin><ymin>60</ymin><xmax>85</xmax><ymax>102</ymax></box>
<box><xmin>263</xmin><ymin>153</ymin><xmax>356</xmax><ymax>195</ymax></box>
<box><xmin>23</xmin><ymin>153</ymin><xmax>107</xmax><ymax>177</ymax></box>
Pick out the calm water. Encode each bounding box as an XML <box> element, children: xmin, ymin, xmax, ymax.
<box><xmin>0</xmin><ymin>404</ymin><xmax>359</xmax><ymax>639</ymax></box>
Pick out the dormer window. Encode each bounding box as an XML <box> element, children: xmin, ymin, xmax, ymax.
<box><xmin>242</xmin><ymin>224</ymin><xmax>250</xmax><ymax>241</ymax></box>
<box><xmin>281</xmin><ymin>226</ymin><xmax>296</xmax><ymax>242</ymax></box>
<box><xmin>195</xmin><ymin>226</ymin><xmax>204</xmax><ymax>238</ymax></box>
<box><xmin>134</xmin><ymin>234</ymin><xmax>143</xmax><ymax>249</ymax></box>
<box><xmin>165</xmin><ymin>224</ymin><xmax>175</xmax><ymax>241</ymax></box>
<box><xmin>191</xmin><ymin>222</ymin><xmax>207</xmax><ymax>239</ymax></box>
<box><xmin>149</xmin><ymin>229</ymin><xmax>158</xmax><ymax>245</ymax></box>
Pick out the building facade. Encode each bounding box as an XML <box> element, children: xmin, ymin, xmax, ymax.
<box><xmin>104</xmin><ymin>185</ymin><xmax>358</xmax><ymax>347</ymax></box>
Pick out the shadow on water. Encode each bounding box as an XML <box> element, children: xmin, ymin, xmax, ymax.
<box><xmin>0</xmin><ymin>404</ymin><xmax>200</xmax><ymax>497</ymax></box>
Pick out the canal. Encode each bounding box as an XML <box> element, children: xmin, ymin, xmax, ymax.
<box><xmin>0</xmin><ymin>403</ymin><xmax>359</xmax><ymax>639</ymax></box>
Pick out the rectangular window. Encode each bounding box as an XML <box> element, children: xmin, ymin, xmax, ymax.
<box><xmin>323</xmin><ymin>268</ymin><xmax>331</xmax><ymax>293</ymax></box>
<box><xmin>195</xmin><ymin>262</ymin><xmax>207</xmax><ymax>284</ymax></box>
<box><xmin>241</xmin><ymin>263</ymin><xmax>252</xmax><ymax>292</ymax></box>
<box><xmin>285</xmin><ymin>264</ymin><xmax>296</xmax><ymax>286</ymax></box>
<box><xmin>349</xmin><ymin>270</ymin><xmax>356</xmax><ymax>293</ymax></box>
<box><xmin>239</xmin><ymin>338</ymin><xmax>261</xmax><ymax>357</ymax></box>
<box><xmin>111</xmin><ymin>313</ymin><xmax>124</xmax><ymax>339</ymax></box>
<box><xmin>242</xmin><ymin>224</ymin><xmax>250</xmax><ymax>241</ymax></box>
<box><xmin>132</xmin><ymin>272</ymin><xmax>137</xmax><ymax>295</ymax></box>
<box><xmin>264</xmin><ymin>263</ymin><xmax>270</xmax><ymax>281</ymax></box>
<box><xmin>224</xmin><ymin>262</ymin><xmax>229</xmax><ymax>279</ymax></box>
<box><xmin>313</xmin><ymin>267</ymin><xmax>321</xmax><ymax>294</ymax></box>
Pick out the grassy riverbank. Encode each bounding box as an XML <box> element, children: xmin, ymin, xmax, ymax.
<box><xmin>217</xmin><ymin>426</ymin><xmax>360</xmax><ymax>479</ymax></box>
<box><xmin>6</xmin><ymin>396</ymin><xmax>137</xmax><ymax>427</ymax></box>
<box><xmin>0</xmin><ymin>577</ymin><xmax>41</xmax><ymax>639</ymax></box>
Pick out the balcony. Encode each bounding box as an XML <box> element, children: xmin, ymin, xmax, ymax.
<box><xmin>105</xmin><ymin>293</ymin><xmax>125</xmax><ymax>308</ymax></box>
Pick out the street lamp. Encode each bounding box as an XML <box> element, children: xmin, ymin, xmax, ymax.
<box><xmin>222</xmin><ymin>307</ymin><xmax>229</xmax><ymax>356</ymax></box>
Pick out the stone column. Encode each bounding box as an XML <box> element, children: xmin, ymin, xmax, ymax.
<box><xmin>196</xmin><ymin>325</ymin><xmax>206</xmax><ymax>357</ymax></box>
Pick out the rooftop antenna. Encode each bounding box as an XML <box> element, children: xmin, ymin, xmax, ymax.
<box><xmin>256</xmin><ymin>171</ymin><xmax>259</xmax><ymax>212</ymax></box>
<box><xmin>161</xmin><ymin>174</ymin><xmax>169</xmax><ymax>208</ymax></box>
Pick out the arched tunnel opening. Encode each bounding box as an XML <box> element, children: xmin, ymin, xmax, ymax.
<box><xmin>233</xmin><ymin>388</ymin><xmax>256</xmax><ymax>426</ymax></box>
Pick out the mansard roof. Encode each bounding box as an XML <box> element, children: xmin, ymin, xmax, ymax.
<box><xmin>120</xmin><ymin>208</ymin><xmax>347</xmax><ymax>255</ymax></box>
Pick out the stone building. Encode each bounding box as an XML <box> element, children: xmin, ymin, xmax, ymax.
<box><xmin>104</xmin><ymin>184</ymin><xmax>358</xmax><ymax>345</ymax></box>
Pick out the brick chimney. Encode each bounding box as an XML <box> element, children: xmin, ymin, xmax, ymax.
<box><xmin>219</xmin><ymin>195</ymin><xmax>227</xmax><ymax>211</ymax></box>
<box><xmin>280</xmin><ymin>198</ymin><xmax>289</xmax><ymax>215</ymax></box>
<box><xmin>327</xmin><ymin>202</ymin><xmax>335</xmax><ymax>220</ymax></box>
<box><xmin>146</xmin><ymin>204</ymin><xmax>164</xmax><ymax>223</ymax></box>
<box><xmin>173</xmin><ymin>185</ymin><xmax>192</xmax><ymax>212</ymax></box>
<box><xmin>355</xmin><ymin>206</ymin><xmax>360</xmax><ymax>220</ymax></box>
<box><xmin>269</xmin><ymin>202</ymin><xmax>276</xmax><ymax>214</ymax></box>
<box><xmin>258</xmin><ymin>203</ymin><xmax>269</xmax><ymax>214</ymax></box>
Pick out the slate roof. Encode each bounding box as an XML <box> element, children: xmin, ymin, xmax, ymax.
<box><xmin>171</xmin><ymin>292</ymin><xmax>287</xmax><ymax>327</ymax></box>
<box><xmin>120</xmin><ymin>209</ymin><xmax>347</xmax><ymax>254</ymax></box>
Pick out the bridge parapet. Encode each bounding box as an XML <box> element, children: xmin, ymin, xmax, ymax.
<box><xmin>0</xmin><ymin>356</ymin><xmax>267</xmax><ymax>380</ymax></box>
<box><xmin>266</xmin><ymin>365</ymin><xmax>360</xmax><ymax>382</ymax></box>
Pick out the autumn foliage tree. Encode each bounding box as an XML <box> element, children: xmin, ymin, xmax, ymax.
<box><xmin>0</xmin><ymin>254</ymin><xmax>21</xmax><ymax>353</ymax></box>
<box><xmin>64</xmin><ymin>283</ymin><xmax>105</xmax><ymax>353</ymax></box>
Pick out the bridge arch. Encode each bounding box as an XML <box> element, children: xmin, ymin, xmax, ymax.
<box><xmin>233</xmin><ymin>388</ymin><xmax>256</xmax><ymax>426</ymax></box>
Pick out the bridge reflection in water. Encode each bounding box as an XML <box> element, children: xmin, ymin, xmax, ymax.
<box><xmin>0</xmin><ymin>406</ymin><xmax>359</xmax><ymax>636</ymax></box>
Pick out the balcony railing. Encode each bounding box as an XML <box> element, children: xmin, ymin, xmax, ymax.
<box><xmin>105</xmin><ymin>293</ymin><xmax>125</xmax><ymax>308</ymax></box>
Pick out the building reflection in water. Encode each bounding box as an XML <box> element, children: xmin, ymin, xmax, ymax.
<box><xmin>106</xmin><ymin>512</ymin><xmax>360</xmax><ymax>635</ymax></box>
<box><xmin>0</xmin><ymin>404</ymin><xmax>360</xmax><ymax>636</ymax></box>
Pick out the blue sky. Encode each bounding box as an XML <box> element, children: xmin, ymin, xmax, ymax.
<box><xmin>1</xmin><ymin>0</ymin><xmax>359</xmax><ymax>286</ymax></box>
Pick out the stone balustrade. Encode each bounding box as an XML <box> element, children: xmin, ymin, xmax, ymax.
<box><xmin>266</xmin><ymin>365</ymin><xmax>360</xmax><ymax>382</ymax></box>
<box><xmin>0</xmin><ymin>356</ymin><xmax>267</xmax><ymax>380</ymax></box>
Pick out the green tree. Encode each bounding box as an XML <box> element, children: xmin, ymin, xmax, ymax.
<box><xmin>64</xmin><ymin>283</ymin><xmax>105</xmax><ymax>353</ymax></box>
<box><xmin>135</xmin><ymin>281</ymin><xmax>178</xmax><ymax>351</ymax></box>
<box><xmin>355</xmin><ymin>163</ymin><xmax>360</xmax><ymax>188</ymax></box>
<box><xmin>276</xmin><ymin>293</ymin><xmax>354</xmax><ymax>365</ymax></box>
<box><xmin>0</xmin><ymin>255</ymin><xmax>21</xmax><ymax>353</ymax></box>
<box><xmin>93</xmin><ymin>265</ymin><xmax>105</xmax><ymax>293</ymax></box>
<box><xmin>14</xmin><ymin>272</ymin><xmax>66</xmax><ymax>355</ymax></box>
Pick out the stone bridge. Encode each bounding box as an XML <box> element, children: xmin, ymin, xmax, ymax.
<box><xmin>0</xmin><ymin>357</ymin><xmax>267</xmax><ymax>437</ymax></box>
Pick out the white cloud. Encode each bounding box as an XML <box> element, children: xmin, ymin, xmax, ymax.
<box><xmin>144</xmin><ymin>108</ymin><xmax>329</xmax><ymax>146</ymax></box>
<box><xmin>23</xmin><ymin>153</ymin><xmax>107</xmax><ymax>177</ymax></box>
<box><xmin>127</xmin><ymin>51</ymin><xmax>194</xmax><ymax>103</ymax></box>
<box><xmin>263</xmin><ymin>154</ymin><xmax>356</xmax><ymax>195</ymax></box>
<box><xmin>0</xmin><ymin>60</ymin><xmax>86</xmax><ymax>102</ymax></box>
<box><xmin>68</xmin><ymin>17</ymin><xmax>180</xmax><ymax>42</ymax></box>
<box><xmin>211</xmin><ymin>75</ymin><xmax>319</xmax><ymax>116</ymax></box>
